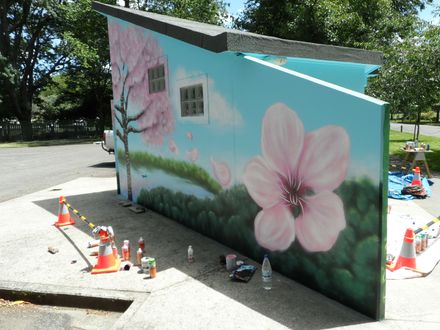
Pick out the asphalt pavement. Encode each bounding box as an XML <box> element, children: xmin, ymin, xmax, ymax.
<box><xmin>0</xmin><ymin>143</ymin><xmax>440</xmax><ymax>329</ymax></box>
<box><xmin>390</xmin><ymin>123</ymin><xmax>440</xmax><ymax>137</ymax></box>
<box><xmin>0</xmin><ymin>142</ymin><xmax>115</xmax><ymax>202</ymax></box>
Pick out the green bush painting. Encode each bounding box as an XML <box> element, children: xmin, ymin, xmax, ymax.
<box><xmin>137</xmin><ymin>177</ymin><xmax>384</xmax><ymax>318</ymax></box>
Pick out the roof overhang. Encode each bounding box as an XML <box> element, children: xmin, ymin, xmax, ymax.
<box><xmin>93</xmin><ymin>1</ymin><xmax>383</xmax><ymax>66</ymax></box>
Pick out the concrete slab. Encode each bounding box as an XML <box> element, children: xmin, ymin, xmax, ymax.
<box><xmin>1</xmin><ymin>176</ymin><xmax>439</xmax><ymax>329</ymax></box>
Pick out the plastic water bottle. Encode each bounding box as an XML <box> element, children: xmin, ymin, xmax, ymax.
<box><xmin>187</xmin><ymin>245</ymin><xmax>194</xmax><ymax>263</ymax></box>
<box><xmin>261</xmin><ymin>254</ymin><xmax>272</xmax><ymax>290</ymax></box>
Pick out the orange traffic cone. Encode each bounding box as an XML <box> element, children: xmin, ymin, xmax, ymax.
<box><xmin>387</xmin><ymin>228</ymin><xmax>417</xmax><ymax>272</ymax></box>
<box><xmin>54</xmin><ymin>196</ymin><xmax>75</xmax><ymax>227</ymax></box>
<box><xmin>91</xmin><ymin>227</ymin><xmax>120</xmax><ymax>274</ymax></box>
<box><xmin>411</xmin><ymin>167</ymin><xmax>422</xmax><ymax>186</ymax></box>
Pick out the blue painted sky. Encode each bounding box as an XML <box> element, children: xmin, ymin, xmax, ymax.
<box><xmin>108</xmin><ymin>16</ymin><xmax>387</xmax><ymax>198</ymax></box>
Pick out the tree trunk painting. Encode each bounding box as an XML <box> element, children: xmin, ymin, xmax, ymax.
<box><xmin>108</xmin><ymin>21</ymin><xmax>174</xmax><ymax>201</ymax></box>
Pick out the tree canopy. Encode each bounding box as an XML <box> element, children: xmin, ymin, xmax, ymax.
<box><xmin>0</xmin><ymin>0</ymin><xmax>70</xmax><ymax>139</ymax></box>
<box><xmin>367</xmin><ymin>24</ymin><xmax>440</xmax><ymax>138</ymax></box>
<box><xmin>235</xmin><ymin>0</ymin><xmax>433</xmax><ymax>48</ymax></box>
<box><xmin>129</xmin><ymin>0</ymin><xmax>229</xmax><ymax>25</ymax></box>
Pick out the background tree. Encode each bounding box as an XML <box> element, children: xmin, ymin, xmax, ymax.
<box><xmin>130</xmin><ymin>0</ymin><xmax>229</xmax><ymax>25</ymax></box>
<box><xmin>58</xmin><ymin>0</ymin><xmax>116</xmax><ymax>132</ymax></box>
<box><xmin>0</xmin><ymin>0</ymin><xmax>70</xmax><ymax>140</ymax></box>
<box><xmin>367</xmin><ymin>25</ymin><xmax>440</xmax><ymax>140</ymax></box>
<box><xmin>235</xmin><ymin>0</ymin><xmax>432</xmax><ymax>48</ymax></box>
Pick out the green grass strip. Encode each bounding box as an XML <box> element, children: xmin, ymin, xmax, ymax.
<box><xmin>118</xmin><ymin>149</ymin><xmax>222</xmax><ymax>194</ymax></box>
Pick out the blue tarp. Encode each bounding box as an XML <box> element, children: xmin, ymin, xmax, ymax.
<box><xmin>388</xmin><ymin>172</ymin><xmax>433</xmax><ymax>200</ymax></box>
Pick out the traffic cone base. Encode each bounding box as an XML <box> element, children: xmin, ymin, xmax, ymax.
<box><xmin>91</xmin><ymin>256</ymin><xmax>121</xmax><ymax>274</ymax></box>
<box><xmin>91</xmin><ymin>241</ymin><xmax>120</xmax><ymax>274</ymax></box>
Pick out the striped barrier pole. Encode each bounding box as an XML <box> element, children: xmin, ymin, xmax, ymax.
<box><xmin>61</xmin><ymin>197</ymin><xmax>96</xmax><ymax>230</ymax></box>
<box><xmin>414</xmin><ymin>216</ymin><xmax>440</xmax><ymax>235</ymax></box>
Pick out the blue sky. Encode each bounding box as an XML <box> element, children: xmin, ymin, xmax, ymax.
<box><xmin>227</xmin><ymin>0</ymin><xmax>439</xmax><ymax>24</ymax></box>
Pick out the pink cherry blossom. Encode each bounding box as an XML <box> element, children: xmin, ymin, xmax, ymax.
<box><xmin>186</xmin><ymin>132</ymin><xmax>193</xmax><ymax>140</ymax></box>
<box><xmin>211</xmin><ymin>158</ymin><xmax>232</xmax><ymax>187</ymax></box>
<box><xmin>168</xmin><ymin>139</ymin><xmax>179</xmax><ymax>154</ymax></box>
<box><xmin>242</xmin><ymin>103</ymin><xmax>349</xmax><ymax>252</ymax></box>
<box><xmin>186</xmin><ymin>148</ymin><xmax>199</xmax><ymax>163</ymax></box>
<box><xmin>108</xmin><ymin>21</ymin><xmax>174</xmax><ymax>146</ymax></box>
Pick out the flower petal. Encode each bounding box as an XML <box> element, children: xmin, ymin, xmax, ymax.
<box><xmin>298</xmin><ymin>126</ymin><xmax>349</xmax><ymax>192</ymax></box>
<box><xmin>262</xmin><ymin>103</ymin><xmax>304</xmax><ymax>177</ymax></box>
<box><xmin>295</xmin><ymin>191</ymin><xmax>346</xmax><ymax>252</ymax></box>
<box><xmin>255</xmin><ymin>204</ymin><xmax>296</xmax><ymax>251</ymax></box>
<box><xmin>242</xmin><ymin>156</ymin><xmax>283</xmax><ymax>209</ymax></box>
<box><xmin>211</xmin><ymin>158</ymin><xmax>232</xmax><ymax>187</ymax></box>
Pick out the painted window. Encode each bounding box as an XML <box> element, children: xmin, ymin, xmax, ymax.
<box><xmin>180</xmin><ymin>84</ymin><xmax>204</xmax><ymax>117</ymax></box>
<box><xmin>148</xmin><ymin>64</ymin><xmax>166</xmax><ymax>93</ymax></box>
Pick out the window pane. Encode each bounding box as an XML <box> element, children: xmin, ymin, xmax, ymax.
<box><xmin>188</xmin><ymin>102</ymin><xmax>194</xmax><ymax>115</ymax></box>
<box><xmin>159</xmin><ymin>79</ymin><xmax>165</xmax><ymax>91</ymax></box>
<box><xmin>196</xmin><ymin>86</ymin><xmax>203</xmax><ymax>99</ymax></box>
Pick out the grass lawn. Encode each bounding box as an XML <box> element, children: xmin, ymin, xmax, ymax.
<box><xmin>389</xmin><ymin>130</ymin><xmax>440</xmax><ymax>172</ymax></box>
<box><xmin>0</xmin><ymin>138</ymin><xmax>96</xmax><ymax>148</ymax></box>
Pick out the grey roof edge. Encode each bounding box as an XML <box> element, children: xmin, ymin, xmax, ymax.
<box><xmin>92</xmin><ymin>1</ymin><xmax>383</xmax><ymax>65</ymax></box>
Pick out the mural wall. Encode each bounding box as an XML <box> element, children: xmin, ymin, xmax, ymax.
<box><xmin>107</xmin><ymin>17</ymin><xmax>388</xmax><ymax>320</ymax></box>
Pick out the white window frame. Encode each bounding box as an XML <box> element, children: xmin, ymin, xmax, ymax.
<box><xmin>175</xmin><ymin>74</ymin><xmax>209</xmax><ymax>124</ymax></box>
<box><xmin>180</xmin><ymin>84</ymin><xmax>204</xmax><ymax>117</ymax></box>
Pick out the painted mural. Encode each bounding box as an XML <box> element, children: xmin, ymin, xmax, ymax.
<box><xmin>107</xmin><ymin>17</ymin><xmax>387</xmax><ymax>320</ymax></box>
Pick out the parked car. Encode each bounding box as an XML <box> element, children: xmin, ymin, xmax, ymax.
<box><xmin>99</xmin><ymin>129</ymin><xmax>114</xmax><ymax>153</ymax></box>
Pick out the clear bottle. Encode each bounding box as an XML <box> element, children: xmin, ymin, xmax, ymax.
<box><xmin>261</xmin><ymin>254</ymin><xmax>272</xmax><ymax>290</ymax></box>
<box><xmin>187</xmin><ymin>245</ymin><xmax>194</xmax><ymax>263</ymax></box>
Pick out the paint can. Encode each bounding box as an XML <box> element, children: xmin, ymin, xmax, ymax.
<box><xmin>141</xmin><ymin>257</ymin><xmax>150</xmax><ymax>274</ymax></box>
<box><xmin>415</xmin><ymin>236</ymin><xmax>422</xmax><ymax>254</ymax></box>
<box><xmin>226</xmin><ymin>254</ymin><xmax>237</xmax><ymax>271</ymax></box>
<box><xmin>420</xmin><ymin>233</ymin><xmax>427</xmax><ymax>250</ymax></box>
<box><xmin>422</xmin><ymin>233</ymin><xmax>429</xmax><ymax>250</ymax></box>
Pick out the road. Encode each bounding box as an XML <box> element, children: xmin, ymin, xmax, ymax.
<box><xmin>390</xmin><ymin>123</ymin><xmax>440</xmax><ymax>137</ymax></box>
<box><xmin>0</xmin><ymin>143</ymin><xmax>115</xmax><ymax>202</ymax></box>
<box><xmin>0</xmin><ymin>143</ymin><xmax>118</xmax><ymax>329</ymax></box>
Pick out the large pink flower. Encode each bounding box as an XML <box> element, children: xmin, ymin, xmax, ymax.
<box><xmin>242</xmin><ymin>103</ymin><xmax>349</xmax><ymax>252</ymax></box>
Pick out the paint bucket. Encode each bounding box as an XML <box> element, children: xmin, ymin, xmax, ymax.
<box><xmin>226</xmin><ymin>254</ymin><xmax>237</xmax><ymax>271</ymax></box>
<box><xmin>141</xmin><ymin>257</ymin><xmax>150</xmax><ymax>274</ymax></box>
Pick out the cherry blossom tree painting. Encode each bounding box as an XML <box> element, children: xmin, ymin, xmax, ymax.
<box><xmin>243</xmin><ymin>103</ymin><xmax>350</xmax><ymax>253</ymax></box>
<box><xmin>108</xmin><ymin>21</ymin><xmax>174</xmax><ymax>200</ymax></box>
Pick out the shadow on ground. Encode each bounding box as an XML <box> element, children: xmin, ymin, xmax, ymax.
<box><xmin>88</xmin><ymin>162</ymin><xmax>115</xmax><ymax>169</ymax></box>
<box><xmin>34</xmin><ymin>190</ymin><xmax>374</xmax><ymax>329</ymax></box>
